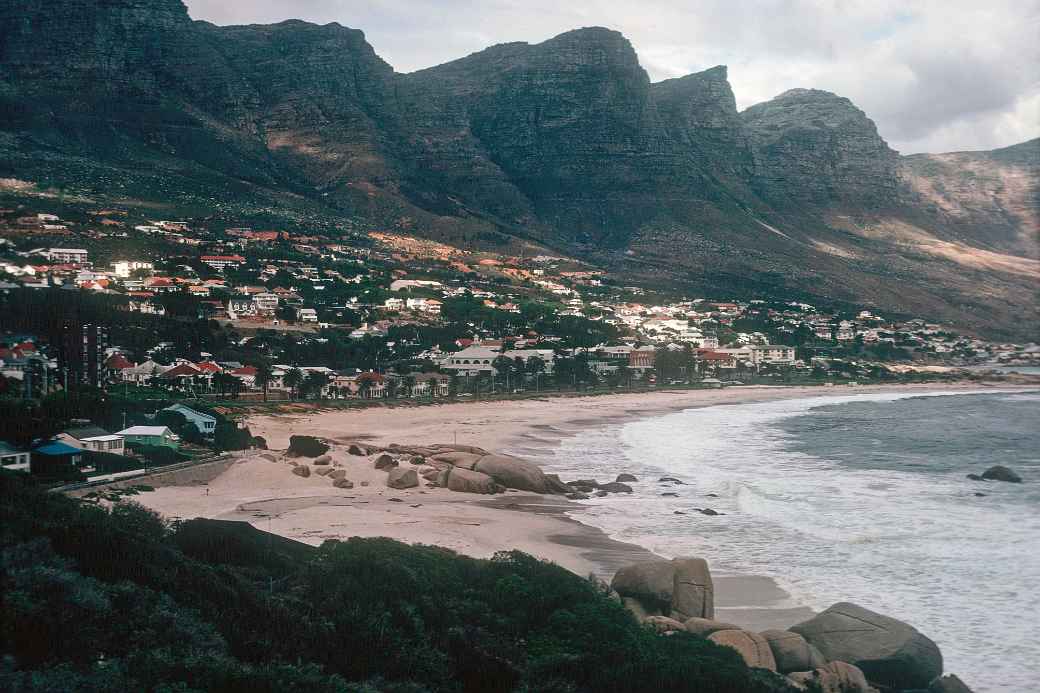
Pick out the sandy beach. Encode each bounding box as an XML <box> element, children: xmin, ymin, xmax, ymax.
<box><xmin>132</xmin><ymin>382</ymin><xmax>1027</xmax><ymax>631</ymax></box>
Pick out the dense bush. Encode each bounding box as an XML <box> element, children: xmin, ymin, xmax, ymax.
<box><xmin>126</xmin><ymin>443</ymin><xmax>189</xmax><ymax>466</ymax></box>
<box><xmin>287</xmin><ymin>434</ymin><xmax>329</xmax><ymax>458</ymax></box>
<box><xmin>0</xmin><ymin>473</ymin><xmax>792</xmax><ymax>692</ymax></box>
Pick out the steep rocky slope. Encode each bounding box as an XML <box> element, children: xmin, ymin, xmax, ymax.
<box><xmin>0</xmin><ymin>0</ymin><xmax>1036</xmax><ymax>337</ymax></box>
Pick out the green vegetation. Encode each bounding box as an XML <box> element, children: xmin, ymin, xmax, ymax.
<box><xmin>0</xmin><ymin>474</ymin><xmax>792</xmax><ymax>692</ymax></box>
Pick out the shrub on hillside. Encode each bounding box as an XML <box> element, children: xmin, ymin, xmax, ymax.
<box><xmin>0</xmin><ymin>474</ymin><xmax>793</xmax><ymax>692</ymax></box>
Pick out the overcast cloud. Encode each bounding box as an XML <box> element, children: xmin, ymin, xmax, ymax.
<box><xmin>184</xmin><ymin>0</ymin><xmax>1039</xmax><ymax>154</ymax></box>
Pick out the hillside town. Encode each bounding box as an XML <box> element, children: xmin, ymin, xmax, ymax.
<box><xmin>1</xmin><ymin>206</ymin><xmax>1037</xmax><ymax>483</ymax></box>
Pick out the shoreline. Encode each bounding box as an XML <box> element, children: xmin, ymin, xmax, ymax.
<box><xmin>131</xmin><ymin>382</ymin><xmax>1035</xmax><ymax>634</ymax></box>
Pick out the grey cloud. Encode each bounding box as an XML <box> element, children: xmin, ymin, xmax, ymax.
<box><xmin>183</xmin><ymin>0</ymin><xmax>1040</xmax><ymax>154</ymax></box>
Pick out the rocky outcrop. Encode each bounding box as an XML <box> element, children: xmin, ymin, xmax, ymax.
<box><xmin>612</xmin><ymin>557</ymin><xmax>715</xmax><ymax>621</ymax></box>
<box><xmin>670</xmin><ymin>558</ymin><xmax>713</xmax><ymax>620</ymax></box>
<box><xmin>683</xmin><ymin>617</ymin><xmax>739</xmax><ymax>637</ymax></box>
<box><xmin>740</xmin><ymin>88</ymin><xmax>900</xmax><ymax>206</ymax></box>
<box><xmin>787</xmin><ymin>661</ymin><xmax>873</xmax><ymax>693</ymax></box>
<box><xmin>979</xmin><ymin>465</ymin><xmax>1022</xmax><ymax>483</ymax></box>
<box><xmin>929</xmin><ymin>673</ymin><xmax>974</xmax><ymax>693</ymax></box>
<box><xmin>473</xmin><ymin>454</ymin><xmax>554</xmax><ymax>493</ymax></box>
<box><xmin>611</xmin><ymin>560</ymin><xmax>676</xmax><ymax>611</ymax></box>
<box><xmin>760</xmin><ymin>629</ymin><xmax>827</xmax><ymax>675</ymax></box>
<box><xmin>791</xmin><ymin>602</ymin><xmax>943</xmax><ymax>690</ymax></box>
<box><xmin>386</xmin><ymin>468</ymin><xmax>419</xmax><ymax>489</ymax></box>
<box><xmin>373</xmin><ymin>454</ymin><xmax>398</xmax><ymax>470</ymax></box>
<box><xmin>446</xmin><ymin>467</ymin><xmax>502</xmax><ymax>494</ymax></box>
<box><xmin>707</xmin><ymin>630</ymin><xmax>777</xmax><ymax>671</ymax></box>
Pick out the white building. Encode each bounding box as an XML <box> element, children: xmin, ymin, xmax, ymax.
<box><xmin>112</xmin><ymin>260</ymin><xmax>154</xmax><ymax>278</ymax></box>
<box><xmin>47</xmin><ymin>248</ymin><xmax>89</xmax><ymax>264</ymax></box>
<box><xmin>750</xmin><ymin>345</ymin><xmax>797</xmax><ymax>366</ymax></box>
<box><xmin>298</xmin><ymin>308</ymin><xmax>318</xmax><ymax>322</ymax></box>
<box><xmin>252</xmin><ymin>292</ymin><xmax>279</xmax><ymax>313</ymax></box>
<box><xmin>441</xmin><ymin>345</ymin><xmax>501</xmax><ymax>377</ymax></box>
<box><xmin>162</xmin><ymin>404</ymin><xmax>217</xmax><ymax>436</ymax></box>
<box><xmin>0</xmin><ymin>442</ymin><xmax>30</xmax><ymax>472</ymax></box>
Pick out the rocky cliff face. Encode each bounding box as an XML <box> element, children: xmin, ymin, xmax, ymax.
<box><xmin>0</xmin><ymin>1</ymin><xmax>1036</xmax><ymax>337</ymax></box>
<box><xmin>740</xmin><ymin>89</ymin><xmax>900</xmax><ymax>206</ymax></box>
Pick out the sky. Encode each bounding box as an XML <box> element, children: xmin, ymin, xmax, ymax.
<box><xmin>183</xmin><ymin>0</ymin><xmax>1040</xmax><ymax>154</ymax></box>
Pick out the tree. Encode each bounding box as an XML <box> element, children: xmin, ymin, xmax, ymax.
<box><xmin>303</xmin><ymin>371</ymin><xmax>329</xmax><ymax>400</ymax></box>
<box><xmin>253</xmin><ymin>361</ymin><xmax>274</xmax><ymax>402</ymax></box>
<box><xmin>283</xmin><ymin>368</ymin><xmax>304</xmax><ymax>400</ymax></box>
<box><xmin>212</xmin><ymin>372</ymin><xmax>237</xmax><ymax>398</ymax></box>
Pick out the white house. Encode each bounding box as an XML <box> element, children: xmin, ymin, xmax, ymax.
<box><xmin>750</xmin><ymin>345</ymin><xmax>797</xmax><ymax>366</ymax></box>
<box><xmin>162</xmin><ymin>404</ymin><xmax>217</xmax><ymax>437</ymax></box>
<box><xmin>56</xmin><ymin>426</ymin><xmax>126</xmax><ymax>455</ymax></box>
<box><xmin>0</xmin><ymin>442</ymin><xmax>30</xmax><ymax>472</ymax></box>
<box><xmin>441</xmin><ymin>345</ymin><xmax>501</xmax><ymax>377</ymax></box>
<box><xmin>47</xmin><ymin>248</ymin><xmax>89</xmax><ymax>264</ymax></box>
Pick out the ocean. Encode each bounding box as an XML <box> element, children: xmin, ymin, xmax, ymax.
<box><xmin>525</xmin><ymin>390</ymin><xmax>1039</xmax><ymax>692</ymax></box>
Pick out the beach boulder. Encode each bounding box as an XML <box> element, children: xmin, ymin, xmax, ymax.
<box><xmin>287</xmin><ymin>435</ymin><xmax>328</xmax><ymax>458</ymax></box>
<box><xmin>616</xmin><ymin>473</ymin><xmax>638</xmax><ymax>483</ymax></box>
<box><xmin>644</xmin><ymin>615</ymin><xmax>686</xmax><ymax>634</ymax></box>
<box><xmin>600</xmin><ymin>482</ymin><xmax>633</xmax><ymax>493</ymax></box>
<box><xmin>929</xmin><ymin>674</ymin><xmax>974</xmax><ymax>693</ymax></box>
<box><xmin>761</xmin><ymin>629</ymin><xmax>828</xmax><ymax>674</ymax></box>
<box><xmin>333</xmin><ymin>478</ymin><xmax>354</xmax><ymax>489</ymax></box>
<box><xmin>787</xmin><ymin>661</ymin><xmax>872</xmax><ymax>693</ymax></box>
<box><xmin>328</xmin><ymin>469</ymin><xmax>346</xmax><ymax>480</ymax></box>
<box><xmin>980</xmin><ymin>465</ymin><xmax>1022</xmax><ymax>483</ymax></box>
<box><xmin>430</xmin><ymin>443</ymin><xmax>489</xmax><ymax>456</ymax></box>
<box><xmin>791</xmin><ymin>602</ymin><xmax>943</xmax><ymax>690</ymax></box>
<box><xmin>420</xmin><ymin>467</ymin><xmax>441</xmax><ymax>482</ymax></box>
<box><xmin>611</xmin><ymin>560</ymin><xmax>675</xmax><ymax>610</ymax></box>
<box><xmin>387</xmin><ymin>468</ymin><xmax>419</xmax><ymax>490</ymax></box>
<box><xmin>474</xmin><ymin>454</ymin><xmax>554</xmax><ymax>493</ymax></box>
<box><xmin>347</xmin><ymin>444</ymin><xmax>366</xmax><ymax>456</ymax></box>
<box><xmin>708</xmin><ymin>630</ymin><xmax>777</xmax><ymax>671</ymax></box>
<box><xmin>446</xmin><ymin>467</ymin><xmax>501</xmax><ymax>494</ymax></box>
<box><xmin>543</xmin><ymin>473</ymin><xmax>573</xmax><ymax>494</ymax></box>
<box><xmin>374</xmin><ymin>454</ymin><xmax>398</xmax><ymax>470</ymax></box>
<box><xmin>670</xmin><ymin>557</ymin><xmax>714</xmax><ymax>620</ymax></box>
<box><xmin>314</xmin><ymin>455</ymin><xmax>331</xmax><ymax>465</ymax></box>
<box><xmin>430</xmin><ymin>451</ymin><xmax>483</xmax><ymax>468</ymax></box>
<box><xmin>314</xmin><ymin>466</ymin><xmax>332</xmax><ymax>477</ymax></box>
<box><xmin>291</xmin><ymin>465</ymin><xmax>311</xmax><ymax>478</ymax></box>
<box><xmin>683</xmin><ymin>617</ymin><xmax>740</xmax><ymax>637</ymax></box>
<box><xmin>258</xmin><ymin>452</ymin><xmax>279</xmax><ymax>462</ymax></box>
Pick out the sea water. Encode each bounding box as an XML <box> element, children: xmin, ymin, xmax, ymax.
<box><xmin>524</xmin><ymin>391</ymin><xmax>1039</xmax><ymax>692</ymax></box>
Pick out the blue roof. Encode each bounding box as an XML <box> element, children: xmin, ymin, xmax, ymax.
<box><xmin>33</xmin><ymin>441</ymin><xmax>82</xmax><ymax>456</ymax></box>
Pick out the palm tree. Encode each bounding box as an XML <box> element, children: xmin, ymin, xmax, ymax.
<box><xmin>284</xmin><ymin>368</ymin><xmax>304</xmax><ymax>400</ymax></box>
<box><xmin>254</xmin><ymin>361</ymin><xmax>274</xmax><ymax>402</ymax></box>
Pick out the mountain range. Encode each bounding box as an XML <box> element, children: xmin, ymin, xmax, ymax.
<box><xmin>1</xmin><ymin>0</ymin><xmax>1037</xmax><ymax>337</ymax></box>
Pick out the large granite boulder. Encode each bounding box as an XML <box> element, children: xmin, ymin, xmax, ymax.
<box><xmin>980</xmin><ymin>465</ymin><xmax>1022</xmax><ymax>483</ymax></box>
<box><xmin>314</xmin><ymin>466</ymin><xmax>332</xmax><ymax>476</ymax></box>
<box><xmin>671</xmin><ymin>557</ymin><xmax>714</xmax><ymax>620</ymax></box>
<box><xmin>611</xmin><ymin>560</ymin><xmax>675</xmax><ymax>610</ymax></box>
<box><xmin>787</xmin><ymin>661</ymin><xmax>872</xmax><ymax>693</ymax></box>
<box><xmin>791</xmin><ymin>602</ymin><xmax>942</xmax><ymax>690</ymax></box>
<box><xmin>313</xmin><ymin>455</ymin><xmax>331</xmax><ymax>465</ymax></box>
<box><xmin>474</xmin><ymin>454</ymin><xmax>554</xmax><ymax>493</ymax></box>
<box><xmin>374</xmin><ymin>454</ymin><xmax>398</xmax><ymax>470</ymax></box>
<box><xmin>287</xmin><ymin>435</ymin><xmax>328</xmax><ymax>458</ymax></box>
<box><xmin>929</xmin><ymin>673</ymin><xmax>974</xmax><ymax>693</ymax></box>
<box><xmin>328</xmin><ymin>469</ymin><xmax>346</xmax><ymax>480</ymax></box>
<box><xmin>708</xmin><ymin>630</ymin><xmax>777</xmax><ymax>671</ymax></box>
<box><xmin>599</xmin><ymin>481</ymin><xmax>633</xmax><ymax>493</ymax></box>
<box><xmin>761</xmin><ymin>629</ymin><xmax>827</xmax><ymax>674</ymax></box>
<box><xmin>446</xmin><ymin>467</ymin><xmax>501</xmax><ymax>494</ymax></box>
<box><xmin>683</xmin><ymin>617</ymin><xmax>740</xmax><ymax>637</ymax></box>
<box><xmin>387</xmin><ymin>468</ymin><xmax>419</xmax><ymax>489</ymax></box>
<box><xmin>291</xmin><ymin>465</ymin><xmax>310</xmax><ymax>478</ymax></box>
<box><xmin>644</xmin><ymin>615</ymin><xmax>686</xmax><ymax>634</ymax></box>
<box><xmin>430</xmin><ymin>451</ymin><xmax>483</xmax><ymax>468</ymax></box>
<box><xmin>333</xmin><ymin>478</ymin><xmax>354</xmax><ymax>489</ymax></box>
